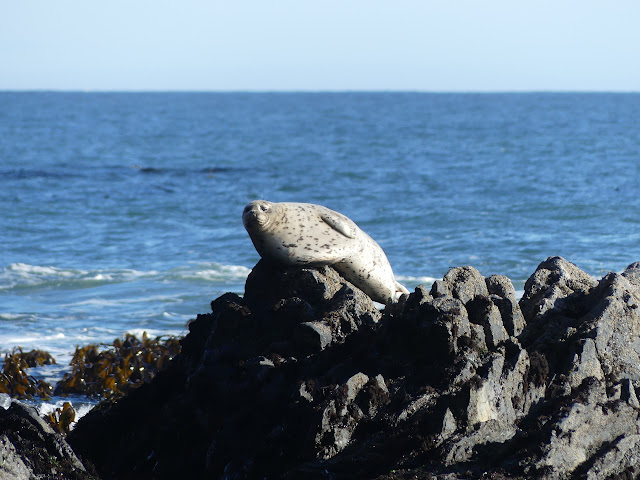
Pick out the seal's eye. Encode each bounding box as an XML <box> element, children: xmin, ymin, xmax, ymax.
<box><xmin>260</xmin><ymin>204</ymin><xmax>269</xmax><ymax>212</ymax></box>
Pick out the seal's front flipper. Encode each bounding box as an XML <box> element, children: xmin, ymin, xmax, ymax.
<box><xmin>320</xmin><ymin>212</ymin><xmax>357</xmax><ymax>239</ymax></box>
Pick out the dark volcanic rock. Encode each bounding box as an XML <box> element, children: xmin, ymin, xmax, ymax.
<box><xmin>67</xmin><ymin>257</ymin><xmax>640</xmax><ymax>479</ymax></box>
<box><xmin>520</xmin><ymin>255</ymin><xmax>598</xmax><ymax>326</ymax></box>
<box><xmin>0</xmin><ymin>402</ymin><xmax>95</xmax><ymax>479</ymax></box>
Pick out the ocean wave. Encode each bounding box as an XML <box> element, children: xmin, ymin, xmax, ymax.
<box><xmin>125</xmin><ymin>327</ymin><xmax>184</xmax><ymax>340</ymax></box>
<box><xmin>396</xmin><ymin>275</ymin><xmax>438</xmax><ymax>286</ymax></box>
<box><xmin>0</xmin><ymin>312</ymin><xmax>37</xmax><ymax>322</ymax></box>
<box><xmin>0</xmin><ymin>262</ymin><xmax>253</xmax><ymax>291</ymax></box>
<box><xmin>167</xmin><ymin>262</ymin><xmax>252</xmax><ymax>283</ymax></box>
<box><xmin>0</xmin><ymin>332</ymin><xmax>66</xmax><ymax>348</ymax></box>
<box><xmin>0</xmin><ymin>262</ymin><xmax>436</xmax><ymax>298</ymax></box>
<box><xmin>0</xmin><ymin>263</ymin><xmax>158</xmax><ymax>290</ymax></box>
<box><xmin>0</xmin><ymin>330</ymin><xmax>89</xmax><ymax>365</ymax></box>
<box><xmin>35</xmin><ymin>397</ymin><xmax>97</xmax><ymax>425</ymax></box>
<box><xmin>61</xmin><ymin>295</ymin><xmax>185</xmax><ymax>308</ymax></box>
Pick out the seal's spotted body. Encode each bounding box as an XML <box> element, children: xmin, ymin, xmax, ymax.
<box><xmin>242</xmin><ymin>200</ymin><xmax>409</xmax><ymax>304</ymax></box>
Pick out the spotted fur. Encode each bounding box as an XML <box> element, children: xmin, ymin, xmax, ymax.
<box><xmin>242</xmin><ymin>200</ymin><xmax>409</xmax><ymax>304</ymax></box>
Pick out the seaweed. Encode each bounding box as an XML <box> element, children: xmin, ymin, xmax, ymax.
<box><xmin>1</xmin><ymin>333</ymin><xmax>181</xmax><ymax>403</ymax></box>
<box><xmin>53</xmin><ymin>332</ymin><xmax>181</xmax><ymax>400</ymax></box>
<box><xmin>45</xmin><ymin>401</ymin><xmax>76</xmax><ymax>434</ymax></box>
<box><xmin>0</xmin><ymin>348</ymin><xmax>55</xmax><ymax>399</ymax></box>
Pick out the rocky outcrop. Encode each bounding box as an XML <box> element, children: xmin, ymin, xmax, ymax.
<box><xmin>63</xmin><ymin>256</ymin><xmax>640</xmax><ymax>479</ymax></box>
<box><xmin>0</xmin><ymin>401</ymin><xmax>95</xmax><ymax>480</ymax></box>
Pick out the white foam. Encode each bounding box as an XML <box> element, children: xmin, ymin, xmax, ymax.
<box><xmin>161</xmin><ymin>311</ymin><xmax>192</xmax><ymax>322</ymax></box>
<box><xmin>170</xmin><ymin>262</ymin><xmax>251</xmax><ymax>282</ymax></box>
<box><xmin>0</xmin><ymin>261</ymin><xmax>252</xmax><ymax>292</ymax></box>
<box><xmin>37</xmin><ymin>398</ymin><xmax>96</xmax><ymax>418</ymax></box>
<box><xmin>397</xmin><ymin>275</ymin><xmax>438</xmax><ymax>285</ymax></box>
<box><xmin>0</xmin><ymin>312</ymin><xmax>35</xmax><ymax>321</ymax></box>
<box><xmin>61</xmin><ymin>293</ymin><xmax>184</xmax><ymax>308</ymax></box>
<box><xmin>0</xmin><ymin>263</ymin><xmax>159</xmax><ymax>290</ymax></box>
<box><xmin>0</xmin><ymin>263</ymin><xmax>79</xmax><ymax>289</ymax></box>
<box><xmin>87</xmin><ymin>268</ymin><xmax>159</xmax><ymax>282</ymax></box>
<box><xmin>0</xmin><ymin>328</ymin><xmax>112</xmax><ymax>365</ymax></box>
<box><xmin>125</xmin><ymin>327</ymin><xmax>184</xmax><ymax>340</ymax></box>
<box><xmin>9</xmin><ymin>263</ymin><xmax>76</xmax><ymax>276</ymax></box>
<box><xmin>33</xmin><ymin>396</ymin><xmax>98</xmax><ymax>429</ymax></box>
<box><xmin>0</xmin><ymin>332</ymin><xmax>66</xmax><ymax>346</ymax></box>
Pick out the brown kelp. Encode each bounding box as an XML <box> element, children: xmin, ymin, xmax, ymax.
<box><xmin>44</xmin><ymin>401</ymin><xmax>76</xmax><ymax>434</ymax></box>
<box><xmin>54</xmin><ymin>332</ymin><xmax>181</xmax><ymax>400</ymax></box>
<box><xmin>0</xmin><ymin>348</ymin><xmax>55</xmax><ymax>399</ymax></box>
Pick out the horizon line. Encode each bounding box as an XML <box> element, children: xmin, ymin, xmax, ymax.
<box><xmin>1</xmin><ymin>88</ymin><xmax>639</xmax><ymax>94</ymax></box>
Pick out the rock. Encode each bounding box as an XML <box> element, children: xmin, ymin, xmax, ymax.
<box><xmin>442</xmin><ymin>266</ymin><xmax>489</xmax><ymax>304</ymax></box>
<box><xmin>622</xmin><ymin>261</ymin><xmax>640</xmax><ymax>287</ymax></box>
<box><xmin>0</xmin><ymin>435</ymin><xmax>32</xmax><ymax>480</ymax></box>
<box><xmin>486</xmin><ymin>274</ymin><xmax>526</xmax><ymax>337</ymax></box>
<box><xmin>244</xmin><ymin>259</ymin><xmax>345</xmax><ymax>312</ymax></box>
<box><xmin>466</xmin><ymin>295</ymin><xmax>509</xmax><ymax>349</ymax></box>
<box><xmin>567</xmin><ymin>338</ymin><xmax>605</xmax><ymax>387</ymax></box>
<box><xmin>584</xmin><ymin>434</ymin><xmax>640</xmax><ymax>480</ymax></box>
<box><xmin>0</xmin><ymin>402</ymin><xmax>95</xmax><ymax>480</ymax></box>
<box><xmin>583</xmin><ymin>272</ymin><xmax>640</xmax><ymax>380</ymax></box>
<box><xmin>297</xmin><ymin>321</ymin><xmax>333</xmax><ymax>351</ymax></box>
<box><xmin>313</xmin><ymin>372</ymin><xmax>377</xmax><ymax>459</ymax></box>
<box><xmin>535</xmin><ymin>377</ymin><xmax>640</xmax><ymax>477</ymax></box>
<box><xmin>244</xmin><ymin>261</ymin><xmax>381</xmax><ymax>354</ymax></box>
<box><xmin>66</xmin><ymin>257</ymin><xmax>640</xmax><ymax>480</ymax></box>
<box><xmin>520</xmin><ymin>256</ymin><xmax>598</xmax><ymax>324</ymax></box>
<box><xmin>430</xmin><ymin>278</ymin><xmax>452</xmax><ymax>298</ymax></box>
<box><xmin>345</xmin><ymin>372</ymin><xmax>370</xmax><ymax>402</ymax></box>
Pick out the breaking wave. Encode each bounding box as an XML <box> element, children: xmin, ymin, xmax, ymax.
<box><xmin>0</xmin><ymin>262</ymin><xmax>251</xmax><ymax>291</ymax></box>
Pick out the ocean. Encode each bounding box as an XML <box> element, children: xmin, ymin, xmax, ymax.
<box><xmin>1</xmin><ymin>92</ymin><xmax>639</xmax><ymax>406</ymax></box>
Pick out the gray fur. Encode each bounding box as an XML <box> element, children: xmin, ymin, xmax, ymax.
<box><xmin>242</xmin><ymin>200</ymin><xmax>409</xmax><ymax>304</ymax></box>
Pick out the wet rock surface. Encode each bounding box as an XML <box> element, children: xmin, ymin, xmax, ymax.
<box><xmin>62</xmin><ymin>257</ymin><xmax>640</xmax><ymax>479</ymax></box>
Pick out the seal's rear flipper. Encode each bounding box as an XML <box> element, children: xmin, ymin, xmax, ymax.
<box><xmin>392</xmin><ymin>280</ymin><xmax>410</xmax><ymax>302</ymax></box>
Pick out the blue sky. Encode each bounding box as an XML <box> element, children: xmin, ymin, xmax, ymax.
<box><xmin>2</xmin><ymin>0</ymin><xmax>639</xmax><ymax>91</ymax></box>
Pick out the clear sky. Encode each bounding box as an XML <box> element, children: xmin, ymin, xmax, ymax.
<box><xmin>2</xmin><ymin>0</ymin><xmax>639</xmax><ymax>91</ymax></box>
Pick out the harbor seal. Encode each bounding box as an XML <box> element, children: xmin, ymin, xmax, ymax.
<box><xmin>242</xmin><ymin>200</ymin><xmax>409</xmax><ymax>304</ymax></box>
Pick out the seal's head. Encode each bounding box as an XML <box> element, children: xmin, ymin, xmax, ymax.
<box><xmin>242</xmin><ymin>200</ymin><xmax>275</xmax><ymax>232</ymax></box>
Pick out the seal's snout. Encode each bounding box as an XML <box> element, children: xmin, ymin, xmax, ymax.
<box><xmin>242</xmin><ymin>204</ymin><xmax>256</xmax><ymax>222</ymax></box>
<box><xmin>242</xmin><ymin>206</ymin><xmax>258</xmax><ymax>226</ymax></box>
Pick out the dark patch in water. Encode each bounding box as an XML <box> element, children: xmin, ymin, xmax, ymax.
<box><xmin>0</xmin><ymin>168</ymin><xmax>81</xmax><ymax>180</ymax></box>
<box><xmin>136</xmin><ymin>166</ymin><xmax>239</xmax><ymax>175</ymax></box>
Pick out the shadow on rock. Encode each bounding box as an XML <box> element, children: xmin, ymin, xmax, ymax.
<box><xmin>68</xmin><ymin>257</ymin><xmax>640</xmax><ymax>479</ymax></box>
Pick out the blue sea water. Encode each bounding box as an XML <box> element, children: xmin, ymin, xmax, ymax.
<box><xmin>1</xmin><ymin>91</ymin><xmax>639</xmax><ymax>372</ymax></box>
